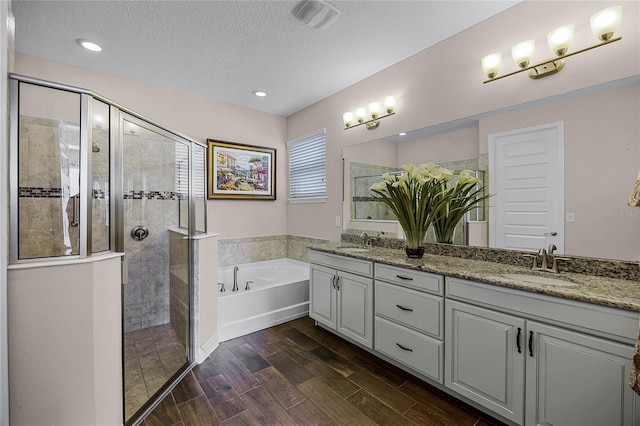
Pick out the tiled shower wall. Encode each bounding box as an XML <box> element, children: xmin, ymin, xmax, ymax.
<box><xmin>122</xmin><ymin>132</ymin><xmax>181</xmax><ymax>333</ymax></box>
<box><xmin>218</xmin><ymin>235</ymin><xmax>329</xmax><ymax>266</ymax></box>
<box><xmin>18</xmin><ymin>116</ymin><xmax>111</xmax><ymax>258</ymax></box>
<box><xmin>18</xmin><ymin>116</ymin><xmax>80</xmax><ymax>258</ymax></box>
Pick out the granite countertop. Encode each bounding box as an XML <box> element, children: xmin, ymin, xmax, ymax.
<box><xmin>310</xmin><ymin>243</ymin><xmax>640</xmax><ymax>312</ymax></box>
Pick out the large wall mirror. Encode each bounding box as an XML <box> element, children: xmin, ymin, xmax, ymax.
<box><xmin>343</xmin><ymin>79</ymin><xmax>640</xmax><ymax>262</ymax></box>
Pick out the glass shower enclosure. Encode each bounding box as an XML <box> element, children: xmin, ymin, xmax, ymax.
<box><xmin>9</xmin><ymin>75</ymin><xmax>206</xmax><ymax>424</ymax></box>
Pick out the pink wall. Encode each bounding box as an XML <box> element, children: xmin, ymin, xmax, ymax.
<box><xmin>286</xmin><ymin>0</ymin><xmax>640</xmax><ymax>242</ymax></box>
<box><xmin>15</xmin><ymin>53</ymin><xmax>289</xmax><ymax>240</ymax></box>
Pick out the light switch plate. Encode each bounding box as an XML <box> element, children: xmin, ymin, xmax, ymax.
<box><xmin>335</xmin><ymin>216</ymin><xmax>341</xmax><ymax>227</ymax></box>
<box><xmin>566</xmin><ymin>212</ymin><xmax>575</xmax><ymax>223</ymax></box>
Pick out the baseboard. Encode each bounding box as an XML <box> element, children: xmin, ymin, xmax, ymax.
<box><xmin>196</xmin><ymin>333</ymin><xmax>219</xmax><ymax>364</ymax></box>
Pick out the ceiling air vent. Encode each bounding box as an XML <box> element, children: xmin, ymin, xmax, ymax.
<box><xmin>292</xmin><ymin>0</ymin><xmax>340</xmax><ymax>30</ymax></box>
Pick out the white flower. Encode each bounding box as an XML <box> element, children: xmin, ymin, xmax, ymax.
<box><xmin>381</xmin><ymin>172</ymin><xmax>393</xmax><ymax>183</ymax></box>
<box><xmin>370</xmin><ymin>182</ymin><xmax>387</xmax><ymax>192</ymax></box>
<box><xmin>401</xmin><ymin>163</ymin><xmax>415</xmax><ymax>175</ymax></box>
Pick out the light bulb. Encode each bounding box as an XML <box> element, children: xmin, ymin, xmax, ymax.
<box><xmin>368</xmin><ymin>102</ymin><xmax>381</xmax><ymax>119</ymax></box>
<box><xmin>77</xmin><ymin>39</ymin><xmax>102</xmax><ymax>52</ymax></box>
<box><xmin>547</xmin><ymin>25</ymin><xmax>574</xmax><ymax>56</ymax></box>
<box><xmin>511</xmin><ymin>40</ymin><xmax>535</xmax><ymax>69</ymax></box>
<box><xmin>356</xmin><ymin>107</ymin><xmax>366</xmax><ymax>123</ymax></box>
<box><xmin>590</xmin><ymin>6</ymin><xmax>622</xmax><ymax>42</ymax></box>
<box><xmin>384</xmin><ymin>96</ymin><xmax>396</xmax><ymax>113</ymax></box>
<box><xmin>481</xmin><ymin>53</ymin><xmax>502</xmax><ymax>79</ymax></box>
<box><xmin>342</xmin><ymin>112</ymin><xmax>353</xmax><ymax>127</ymax></box>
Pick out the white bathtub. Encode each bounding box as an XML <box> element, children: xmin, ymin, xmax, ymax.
<box><xmin>218</xmin><ymin>258</ymin><xmax>309</xmax><ymax>342</ymax></box>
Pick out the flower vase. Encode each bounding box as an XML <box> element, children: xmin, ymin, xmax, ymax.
<box><xmin>405</xmin><ymin>246</ymin><xmax>425</xmax><ymax>258</ymax></box>
<box><xmin>404</xmin><ymin>229</ymin><xmax>426</xmax><ymax>258</ymax></box>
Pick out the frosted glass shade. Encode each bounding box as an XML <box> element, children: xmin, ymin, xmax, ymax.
<box><xmin>591</xmin><ymin>6</ymin><xmax>622</xmax><ymax>41</ymax></box>
<box><xmin>356</xmin><ymin>107</ymin><xmax>366</xmax><ymax>123</ymax></box>
<box><xmin>481</xmin><ymin>53</ymin><xmax>502</xmax><ymax>79</ymax></box>
<box><xmin>368</xmin><ymin>102</ymin><xmax>381</xmax><ymax>118</ymax></box>
<box><xmin>384</xmin><ymin>96</ymin><xmax>396</xmax><ymax>113</ymax></box>
<box><xmin>342</xmin><ymin>112</ymin><xmax>353</xmax><ymax>127</ymax></box>
<box><xmin>511</xmin><ymin>40</ymin><xmax>535</xmax><ymax>69</ymax></box>
<box><xmin>547</xmin><ymin>25</ymin><xmax>574</xmax><ymax>56</ymax></box>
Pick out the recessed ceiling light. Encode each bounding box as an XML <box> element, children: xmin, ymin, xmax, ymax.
<box><xmin>398</xmin><ymin>132</ymin><xmax>407</xmax><ymax>136</ymax></box>
<box><xmin>77</xmin><ymin>39</ymin><xmax>102</xmax><ymax>52</ymax></box>
<box><xmin>253</xmin><ymin>90</ymin><xmax>267</xmax><ymax>97</ymax></box>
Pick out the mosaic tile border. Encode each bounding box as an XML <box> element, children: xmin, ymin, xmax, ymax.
<box><xmin>18</xmin><ymin>187</ymin><xmax>184</xmax><ymax>201</ymax></box>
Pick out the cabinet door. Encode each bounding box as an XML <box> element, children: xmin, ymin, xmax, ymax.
<box><xmin>309</xmin><ymin>264</ymin><xmax>337</xmax><ymax>329</ymax></box>
<box><xmin>336</xmin><ymin>271</ymin><xmax>373</xmax><ymax>348</ymax></box>
<box><xmin>445</xmin><ymin>300</ymin><xmax>525</xmax><ymax>424</ymax></box>
<box><xmin>526</xmin><ymin>321</ymin><xmax>640</xmax><ymax>426</ymax></box>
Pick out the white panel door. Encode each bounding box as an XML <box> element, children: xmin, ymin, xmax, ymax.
<box><xmin>489</xmin><ymin>122</ymin><xmax>564</xmax><ymax>253</ymax></box>
<box><xmin>336</xmin><ymin>271</ymin><xmax>373</xmax><ymax>348</ymax></box>
<box><xmin>445</xmin><ymin>299</ymin><xmax>525</xmax><ymax>424</ymax></box>
<box><xmin>309</xmin><ymin>264</ymin><xmax>337</xmax><ymax>329</ymax></box>
<box><xmin>526</xmin><ymin>321</ymin><xmax>639</xmax><ymax>426</ymax></box>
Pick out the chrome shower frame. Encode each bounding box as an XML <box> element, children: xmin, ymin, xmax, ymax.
<box><xmin>8</xmin><ymin>73</ymin><xmax>207</xmax><ymax>425</ymax></box>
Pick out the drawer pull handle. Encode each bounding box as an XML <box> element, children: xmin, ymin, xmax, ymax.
<box><xmin>516</xmin><ymin>327</ymin><xmax>522</xmax><ymax>353</ymax></box>
<box><xmin>396</xmin><ymin>275</ymin><xmax>413</xmax><ymax>281</ymax></box>
<box><xmin>396</xmin><ymin>343</ymin><xmax>413</xmax><ymax>352</ymax></box>
<box><xmin>396</xmin><ymin>304</ymin><xmax>413</xmax><ymax>312</ymax></box>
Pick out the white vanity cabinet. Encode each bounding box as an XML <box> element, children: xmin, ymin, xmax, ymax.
<box><xmin>309</xmin><ymin>251</ymin><xmax>374</xmax><ymax>348</ymax></box>
<box><xmin>374</xmin><ymin>263</ymin><xmax>445</xmax><ymax>383</ymax></box>
<box><xmin>445</xmin><ymin>277</ymin><xmax>640</xmax><ymax>426</ymax></box>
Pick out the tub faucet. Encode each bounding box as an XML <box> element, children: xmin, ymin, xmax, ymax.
<box><xmin>232</xmin><ymin>266</ymin><xmax>239</xmax><ymax>292</ymax></box>
<box><xmin>218</xmin><ymin>282</ymin><xmax>225</xmax><ymax>292</ymax></box>
<box><xmin>245</xmin><ymin>280</ymin><xmax>253</xmax><ymax>291</ymax></box>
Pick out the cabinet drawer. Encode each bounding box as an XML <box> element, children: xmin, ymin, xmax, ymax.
<box><xmin>375</xmin><ymin>263</ymin><xmax>443</xmax><ymax>295</ymax></box>
<box><xmin>310</xmin><ymin>251</ymin><xmax>373</xmax><ymax>277</ymax></box>
<box><xmin>375</xmin><ymin>281</ymin><xmax>443</xmax><ymax>338</ymax></box>
<box><xmin>375</xmin><ymin>316</ymin><xmax>443</xmax><ymax>383</ymax></box>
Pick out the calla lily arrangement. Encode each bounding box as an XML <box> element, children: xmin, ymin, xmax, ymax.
<box><xmin>431</xmin><ymin>169</ymin><xmax>490</xmax><ymax>244</ymax></box>
<box><xmin>370</xmin><ymin>163</ymin><xmax>455</xmax><ymax>250</ymax></box>
<box><xmin>370</xmin><ymin>163</ymin><xmax>489</xmax><ymax>251</ymax></box>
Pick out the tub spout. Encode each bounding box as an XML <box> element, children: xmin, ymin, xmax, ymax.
<box><xmin>245</xmin><ymin>280</ymin><xmax>253</xmax><ymax>291</ymax></box>
<box><xmin>233</xmin><ymin>266</ymin><xmax>239</xmax><ymax>291</ymax></box>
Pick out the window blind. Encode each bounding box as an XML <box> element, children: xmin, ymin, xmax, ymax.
<box><xmin>288</xmin><ymin>129</ymin><xmax>326</xmax><ymax>202</ymax></box>
<box><xmin>175</xmin><ymin>144</ymin><xmax>206</xmax><ymax>198</ymax></box>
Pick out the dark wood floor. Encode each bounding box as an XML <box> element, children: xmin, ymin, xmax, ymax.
<box><xmin>142</xmin><ymin>316</ymin><xmax>507</xmax><ymax>426</ymax></box>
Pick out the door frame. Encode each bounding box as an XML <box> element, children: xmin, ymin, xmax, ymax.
<box><xmin>488</xmin><ymin>121</ymin><xmax>565</xmax><ymax>252</ymax></box>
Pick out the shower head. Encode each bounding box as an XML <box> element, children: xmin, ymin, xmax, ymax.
<box><xmin>92</xmin><ymin>143</ymin><xmax>100</xmax><ymax>153</ymax></box>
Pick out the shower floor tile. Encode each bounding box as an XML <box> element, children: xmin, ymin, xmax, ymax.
<box><xmin>125</xmin><ymin>323</ymin><xmax>186</xmax><ymax>419</ymax></box>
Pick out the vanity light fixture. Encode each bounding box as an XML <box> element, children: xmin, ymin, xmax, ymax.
<box><xmin>77</xmin><ymin>38</ymin><xmax>102</xmax><ymax>52</ymax></box>
<box><xmin>343</xmin><ymin>96</ymin><xmax>395</xmax><ymax>130</ymax></box>
<box><xmin>481</xmin><ymin>6</ymin><xmax>622</xmax><ymax>83</ymax></box>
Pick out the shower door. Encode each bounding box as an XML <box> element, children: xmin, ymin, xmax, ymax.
<box><xmin>120</xmin><ymin>114</ymin><xmax>192</xmax><ymax>422</ymax></box>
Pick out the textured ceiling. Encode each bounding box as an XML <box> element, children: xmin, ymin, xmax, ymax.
<box><xmin>12</xmin><ymin>0</ymin><xmax>520</xmax><ymax>117</ymax></box>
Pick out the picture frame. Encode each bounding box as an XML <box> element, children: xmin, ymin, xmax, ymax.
<box><xmin>207</xmin><ymin>139</ymin><xmax>276</xmax><ymax>200</ymax></box>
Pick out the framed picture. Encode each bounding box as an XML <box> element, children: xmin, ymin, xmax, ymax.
<box><xmin>207</xmin><ymin>139</ymin><xmax>276</xmax><ymax>200</ymax></box>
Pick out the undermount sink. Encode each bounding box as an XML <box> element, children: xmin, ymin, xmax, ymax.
<box><xmin>336</xmin><ymin>246</ymin><xmax>370</xmax><ymax>253</ymax></box>
<box><xmin>500</xmin><ymin>273</ymin><xmax>578</xmax><ymax>287</ymax></box>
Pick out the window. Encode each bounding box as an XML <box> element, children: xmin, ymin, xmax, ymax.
<box><xmin>288</xmin><ymin>128</ymin><xmax>327</xmax><ymax>203</ymax></box>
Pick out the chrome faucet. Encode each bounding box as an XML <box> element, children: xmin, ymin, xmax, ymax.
<box><xmin>360</xmin><ymin>232</ymin><xmax>370</xmax><ymax>247</ymax></box>
<box><xmin>245</xmin><ymin>280</ymin><xmax>253</xmax><ymax>291</ymax></box>
<box><xmin>232</xmin><ymin>266</ymin><xmax>239</xmax><ymax>291</ymax></box>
